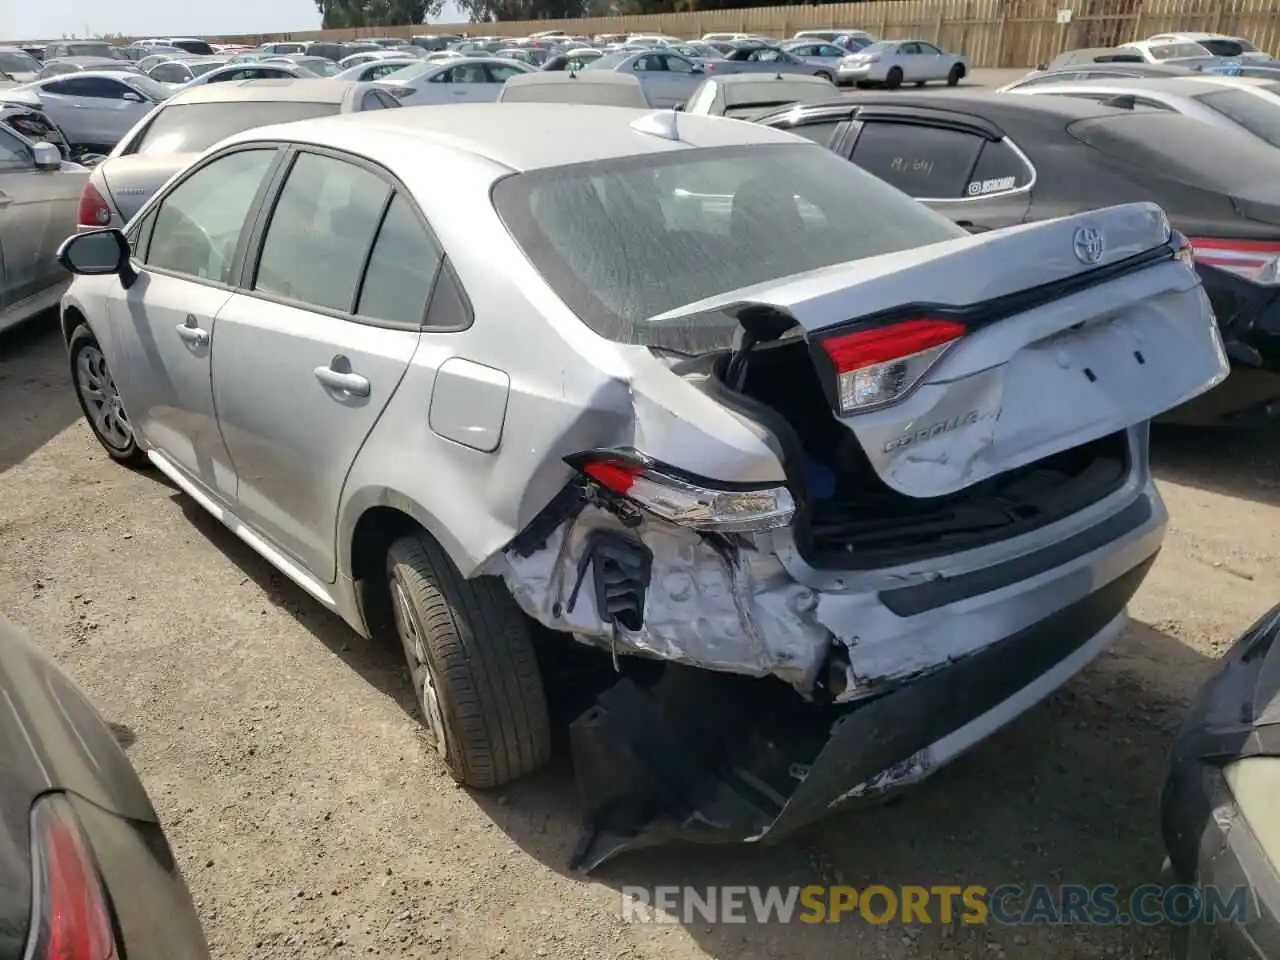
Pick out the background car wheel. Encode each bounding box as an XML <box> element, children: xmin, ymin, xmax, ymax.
<box><xmin>386</xmin><ymin>533</ymin><xmax>551</xmax><ymax>789</ymax></box>
<box><xmin>948</xmin><ymin>63</ymin><xmax>965</xmax><ymax>86</ymax></box>
<box><xmin>885</xmin><ymin>67</ymin><xmax>904</xmax><ymax>89</ymax></box>
<box><xmin>815</xmin><ymin>70</ymin><xmax>833</xmax><ymax>83</ymax></box>
<box><xmin>914</xmin><ymin>80</ymin><xmax>926</xmax><ymax>87</ymax></box>
<box><xmin>68</xmin><ymin>324</ymin><xmax>146</xmax><ymax>467</ymax></box>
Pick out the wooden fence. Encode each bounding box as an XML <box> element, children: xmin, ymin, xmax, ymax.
<box><xmin>36</xmin><ymin>0</ymin><xmax>1280</xmax><ymax>69</ymax></box>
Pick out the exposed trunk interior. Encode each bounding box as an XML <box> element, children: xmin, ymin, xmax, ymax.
<box><xmin>707</xmin><ymin>338</ymin><xmax>1131</xmax><ymax>570</ymax></box>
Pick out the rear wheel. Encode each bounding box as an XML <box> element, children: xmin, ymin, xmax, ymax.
<box><xmin>68</xmin><ymin>324</ymin><xmax>145</xmax><ymax>467</ymax></box>
<box><xmin>386</xmin><ymin>532</ymin><xmax>551</xmax><ymax>789</ymax></box>
<box><xmin>815</xmin><ymin>70</ymin><xmax>834</xmax><ymax>83</ymax></box>
<box><xmin>885</xmin><ymin>66</ymin><xmax>904</xmax><ymax>89</ymax></box>
<box><xmin>948</xmin><ymin>63</ymin><xmax>965</xmax><ymax>86</ymax></box>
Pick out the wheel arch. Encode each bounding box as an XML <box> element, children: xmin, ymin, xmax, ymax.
<box><xmin>61</xmin><ymin>301</ymin><xmax>89</xmax><ymax>345</ymax></box>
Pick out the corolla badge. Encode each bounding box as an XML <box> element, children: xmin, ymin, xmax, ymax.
<box><xmin>1072</xmin><ymin>226</ymin><xmax>1105</xmax><ymax>265</ymax></box>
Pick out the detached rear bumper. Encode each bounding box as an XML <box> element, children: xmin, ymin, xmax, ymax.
<box><xmin>568</xmin><ymin>556</ymin><xmax>1153</xmax><ymax>871</ymax></box>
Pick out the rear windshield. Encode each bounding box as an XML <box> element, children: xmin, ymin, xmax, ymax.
<box><xmin>1068</xmin><ymin>112</ymin><xmax>1280</xmax><ymax>194</ymax></box>
<box><xmin>132</xmin><ymin>100</ymin><xmax>340</xmax><ymax>155</ymax></box>
<box><xmin>492</xmin><ymin>143</ymin><xmax>963</xmax><ymax>348</ymax></box>
<box><xmin>1195</xmin><ymin>88</ymin><xmax>1280</xmax><ymax>147</ymax></box>
<box><xmin>1199</xmin><ymin>38</ymin><xmax>1251</xmax><ymax>57</ymax></box>
<box><xmin>724</xmin><ymin>79</ymin><xmax>830</xmax><ymax>107</ymax></box>
<box><xmin>501</xmin><ymin>81</ymin><xmax>647</xmax><ymax>107</ymax></box>
<box><xmin>66</xmin><ymin>42</ymin><xmax>113</xmax><ymax>57</ymax></box>
<box><xmin>189</xmin><ymin>61</ymin><xmax>227</xmax><ymax>77</ymax></box>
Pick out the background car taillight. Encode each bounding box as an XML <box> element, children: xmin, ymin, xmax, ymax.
<box><xmin>25</xmin><ymin>794</ymin><xmax>118</xmax><ymax>960</ymax></box>
<box><xmin>820</xmin><ymin>318</ymin><xmax>965</xmax><ymax>415</ymax></box>
<box><xmin>1188</xmin><ymin>237</ymin><xmax>1280</xmax><ymax>284</ymax></box>
<box><xmin>76</xmin><ymin>182</ymin><xmax>111</xmax><ymax>228</ymax></box>
<box><xmin>567</xmin><ymin>451</ymin><xmax>795</xmax><ymax>532</ymax></box>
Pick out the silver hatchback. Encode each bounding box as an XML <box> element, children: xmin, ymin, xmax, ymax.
<box><xmin>57</xmin><ymin>104</ymin><xmax>1226</xmax><ymax>867</ymax></box>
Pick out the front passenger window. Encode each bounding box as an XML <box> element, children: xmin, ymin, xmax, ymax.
<box><xmin>146</xmin><ymin>148</ymin><xmax>278</xmax><ymax>282</ymax></box>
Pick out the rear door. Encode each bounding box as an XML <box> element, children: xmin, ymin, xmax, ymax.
<box><xmin>839</xmin><ymin>113</ymin><xmax>1032</xmax><ymax>229</ymax></box>
<box><xmin>913</xmin><ymin>41</ymin><xmax>949</xmax><ymax>80</ymax></box>
<box><xmin>210</xmin><ymin>148</ymin><xmax>425</xmax><ymax>580</ymax></box>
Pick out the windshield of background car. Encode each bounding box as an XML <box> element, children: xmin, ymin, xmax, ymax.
<box><xmin>1151</xmin><ymin>42</ymin><xmax>1212</xmax><ymax>59</ymax></box>
<box><xmin>583</xmin><ymin>52</ymin><xmax>630</xmax><ymax>69</ymax></box>
<box><xmin>381</xmin><ymin>62</ymin><xmax>431</xmax><ymax>82</ymax></box>
<box><xmin>492</xmin><ymin>143</ymin><xmax>964</xmax><ymax>349</ymax></box>
<box><xmin>124</xmin><ymin>75</ymin><xmax>174</xmax><ymax>101</ymax></box>
<box><xmin>1195</xmin><ymin>87</ymin><xmax>1280</xmax><ymax>146</ymax></box>
<box><xmin>0</xmin><ymin>52</ymin><xmax>39</xmax><ymax>73</ymax></box>
<box><xmin>133</xmin><ymin>101</ymin><xmax>340</xmax><ymax>155</ymax></box>
<box><xmin>298</xmin><ymin>58</ymin><xmax>341</xmax><ymax>76</ymax></box>
<box><xmin>67</xmin><ymin>43</ymin><xmax>113</xmax><ymax>57</ymax></box>
<box><xmin>1198</xmin><ymin>38</ymin><xmax>1249</xmax><ymax>57</ymax></box>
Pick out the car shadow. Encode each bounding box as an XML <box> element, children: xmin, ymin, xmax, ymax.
<box><xmin>156</xmin><ymin>496</ymin><xmax>1219</xmax><ymax>958</ymax></box>
<box><xmin>1151</xmin><ymin>423</ymin><xmax>1280</xmax><ymax>507</ymax></box>
<box><xmin>0</xmin><ymin>311</ymin><xmax>82</xmax><ymax>475</ymax></box>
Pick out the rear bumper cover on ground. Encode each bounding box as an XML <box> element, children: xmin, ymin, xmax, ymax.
<box><xmin>568</xmin><ymin>556</ymin><xmax>1154</xmax><ymax>871</ymax></box>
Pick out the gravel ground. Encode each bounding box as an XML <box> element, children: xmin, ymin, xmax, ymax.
<box><xmin>4</xmin><ymin>222</ymin><xmax>1279</xmax><ymax>958</ymax></box>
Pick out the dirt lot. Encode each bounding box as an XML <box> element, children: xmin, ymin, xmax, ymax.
<box><xmin>3</xmin><ymin>306</ymin><xmax>1279</xmax><ymax>960</ymax></box>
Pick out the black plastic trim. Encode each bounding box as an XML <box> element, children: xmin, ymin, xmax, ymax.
<box><xmin>878</xmin><ymin>493</ymin><xmax>1153</xmax><ymax>617</ymax></box>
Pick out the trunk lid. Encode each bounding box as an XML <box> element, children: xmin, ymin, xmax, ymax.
<box><xmin>99</xmin><ymin>152</ymin><xmax>194</xmax><ymax>221</ymax></box>
<box><xmin>677</xmin><ymin>203</ymin><xmax>1227</xmax><ymax>498</ymax></box>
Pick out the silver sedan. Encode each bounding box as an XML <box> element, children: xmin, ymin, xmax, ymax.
<box><xmin>837</xmin><ymin>39</ymin><xmax>968</xmax><ymax>88</ymax></box>
<box><xmin>580</xmin><ymin>50</ymin><xmax>706</xmax><ymax>107</ymax></box>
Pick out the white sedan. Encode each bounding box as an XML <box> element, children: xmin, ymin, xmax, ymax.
<box><xmin>836</xmin><ymin>39</ymin><xmax>968</xmax><ymax>88</ymax></box>
<box><xmin>334</xmin><ymin>57</ymin><xmax>421</xmax><ymax>83</ymax></box>
<box><xmin>376</xmin><ymin>57</ymin><xmax>533</xmax><ymax>105</ymax></box>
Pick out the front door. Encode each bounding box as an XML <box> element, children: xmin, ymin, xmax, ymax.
<box><xmin>0</xmin><ymin>126</ymin><xmax>80</xmax><ymax>306</ymax></box>
<box><xmin>105</xmin><ymin>147</ymin><xmax>281</xmax><ymax>496</ymax></box>
<box><xmin>210</xmin><ymin>150</ymin><xmax>424</xmax><ymax>580</ymax></box>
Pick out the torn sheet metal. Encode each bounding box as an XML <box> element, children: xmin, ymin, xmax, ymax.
<box><xmin>499</xmin><ymin>505</ymin><xmax>832</xmax><ymax>691</ymax></box>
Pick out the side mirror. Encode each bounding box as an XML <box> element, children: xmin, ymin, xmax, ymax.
<box><xmin>31</xmin><ymin>141</ymin><xmax>61</xmax><ymax>169</ymax></box>
<box><xmin>57</xmin><ymin>228</ymin><xmax>137</xmax><ymax>288</ymax></box>
<box><xmin>121</xmin><ymin>91</ymin><xmax>144</xmax><ymax>103</ymax></box>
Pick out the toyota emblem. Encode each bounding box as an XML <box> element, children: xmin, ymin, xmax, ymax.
<box><xmin>1073</xmin><ymin>226</ymin><xmax>1105</xmax><ymax>265</ymax></box>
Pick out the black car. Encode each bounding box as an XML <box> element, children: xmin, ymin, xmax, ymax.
<box><xmin>754</xmin><ymin>92</ymin><xmax>1280</xmax><ymax>425</ymax></box>
<box><xmin>1161</xmin><ymin>604</ymin><xmax>1280</xmax><ymax>959</ymax></box>
<box><xmin>0</xmin><ymin>616</ymin><xmax>209</xmax><ymax>958</ymax></box>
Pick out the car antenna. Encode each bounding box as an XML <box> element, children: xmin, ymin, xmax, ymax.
<box><xmin>630</xmin><ymin>108</ymin><xmax>681</xmax><ymax>141</ymax></box>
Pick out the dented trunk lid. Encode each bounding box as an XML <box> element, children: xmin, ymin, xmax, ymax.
<box><xmin>670</xmin><ymin>203</ymin><xmax>1228</xmax><ymax>499</ymax></box>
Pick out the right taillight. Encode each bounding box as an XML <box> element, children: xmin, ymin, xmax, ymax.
<box><xmin>1188</xmin><ymin>237</ymin><xmax>1280</xmax><ymax>284</ymax></box>
<box><xmin>76</xmin><ymin>182</ymin><xmax>111</xmax><ymax>228</ymax></box>
<box><xmin>25</xmin><ymin>794</ymin><xmax>118</xmax><ymax>960</ymax></box>
<box><xmin>819</xmin><ymin>317</ymin><xmax>966</xmax><ymax>415</ymax></box>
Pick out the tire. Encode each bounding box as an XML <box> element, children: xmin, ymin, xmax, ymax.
<box><xmin>815</xmin><ymin>70</ymin><xmax>833</xmax><ymax>83</ymax></box>
<box><xmin>948</xmin><ymin>63</ymin><xmax>965</xmax><ymax>86</ymax></box>
<box><xmin>68</xmin><ymin>324</ymin><xmax>146</xmax><ymax>467</ymax></box>
<box><xmin>885</xmin><ymin>66</ymin><xmax>904</xmax><ymax>89</ymax></box>
<box><xmin>386</xmin><ymin>532</ymin><xmax>551</xmax><ymax>789</ymax></box>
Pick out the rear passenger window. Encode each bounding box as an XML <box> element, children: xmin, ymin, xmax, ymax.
<box><xmin>848</xmin><ymin>121</ymin><xmax>984</xmax><ymax>198</ymax></box>
<box><xmin>254</xmin><ymin>152</ymin><xmax>390</xmax><ymax>312</ymax></box>
<box><xmin>964</xmin><ymin>138</ymin><xmax>1034</xmax><ymax>197</ymax></box>
<box><xmin>355</xmin><ymin>194</ymin><xmax>441</xmax><ymax>324</ymax></box>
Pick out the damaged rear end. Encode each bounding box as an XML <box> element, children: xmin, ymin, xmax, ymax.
<box><xmin>494</xmin><ymin>144</ymin><xmax>1226</xmax><ymax>868</ymax></box>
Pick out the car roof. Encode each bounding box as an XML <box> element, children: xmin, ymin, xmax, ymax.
<box><xmin>223</xmin><ymin>102</ymin><xmax>805</xmax><ymax>173</ymax></box>
<box><xmin>167</xmin><ymin>78</ymin><xmax>364</xmax><ymax>104</ymax></box>
<box><xmin>775</xmin><ymin>89</ymin><xmax>1140</xmax><ymax>121</ymax></box>
<box><xmin>1020</xmin><ymin>75</ymin><xmax>1278</xmax><ymax>95</ymax></box>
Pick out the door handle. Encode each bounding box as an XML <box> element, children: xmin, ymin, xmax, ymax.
<box><xmin>176</xmin><ymin>315</ymin><xmax>209</xmax><ymax>346</ymax></box>
<box><xmin>314</xmin><ymin>357</ymin><xmax>370</xmax><ymax>398</ymax></box>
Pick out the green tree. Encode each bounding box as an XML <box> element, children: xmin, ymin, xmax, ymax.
<box><xmin>453</xmin><ymin>0</ymin><xmax>589</xmax><ymax>22</ymax></box>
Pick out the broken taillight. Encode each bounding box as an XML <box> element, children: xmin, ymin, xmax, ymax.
<box><xmin>1188</xmin><ymin>237</ymin><xmax>1280</xmax><ymax>284</ymax></box>
<box><xmin>569</xmin><ymin>451</ymin><xmax>795</xmax><ymax>533</ymax></box>
<box><xmin>819</xmin><ymin>317</ymin><xmax>965</xmax><ymax>415</ymax></box>
<box><xmin>25</xmin><ymin>794</ymin><xmax>119</xmax><ymax>960</ymax></box>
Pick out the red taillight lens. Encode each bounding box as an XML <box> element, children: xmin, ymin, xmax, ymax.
<box><xmin>570</xmin><ymin>451</ymin><xmax>794</xmax><ymax>532</ymax></box>
<box><xmin>76</xmin><ymin>183</ymin><xmax>111</xmax><ymax>228</ymax></box>
<box><xmin>26</xmin><ymin>795</ymin><xmax>117</xmax><ymax>960</ymax></box>
<box><xmin>820</xmin><ymin>318</ymin><xmax>965</xmax><ymax>415</ymax></box>
<box><xmin>1188</xmin><ymin>237</ymin><xmax>1280</xmax><ymax>284</ymax></box>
